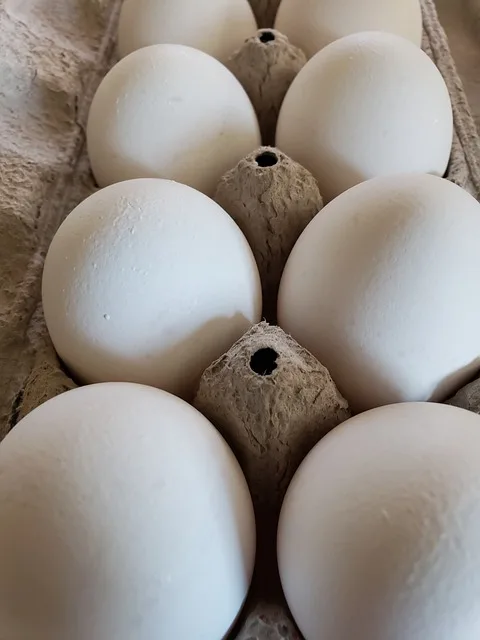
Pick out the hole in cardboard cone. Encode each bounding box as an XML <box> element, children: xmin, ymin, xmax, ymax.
<box><xmin>259</xmin><ymin>30</ymin><xmax>276</xmax><ymax>44</ymax></box>
<box><xmin>250</xmin><ymin>348</ymin><xmax>279</xmax><ymax>376</ymax></box>
<box><xmin>256</xmin><ymin>151</ymin><xmax>278</xmax><ymax>167</ymax></box>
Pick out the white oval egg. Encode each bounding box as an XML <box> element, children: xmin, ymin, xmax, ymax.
<box><xmin>274</xmin><ymin>0</ymin><xmax>422</xmax><ymax>58</ymax></box>
<box><xmin>277</xmin><ymin>173</ymin><xmax>480</xmax><ymax>413</ymax></box>
<box><xmin>278</xmin><ymin>402</ymin><xmax>480</xmax><ymax>640</ymax></box>
<box><xmin>118</xmin><ymin>0</ymin><xmax>257</xmax><ymax>62</ymax></box>
<box><xmin>42</xmin><ymin>178</ymin><xmax>262</xmax><ymax>399</ymax></box>
<box><xmin>276</xmin><ymin>31</ymin><xmax>453</xmax><ymax>202</ymax></box>
<box><xmin>86</xmin><ymin>44</ymin><xmax>261</xmax><ymax>195</ymax></box>
<box><xmin>0</xmin><ymin>383</ymin><xmax>256</xmax><ymax>640</ymax></box>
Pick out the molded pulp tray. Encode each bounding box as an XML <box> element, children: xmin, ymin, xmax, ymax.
<box><xmin>0</xmin><ymin>0</ymin><xmax>479</xmax><ymax>638</ymax></box>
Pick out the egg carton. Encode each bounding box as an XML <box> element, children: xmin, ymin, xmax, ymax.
<box><xmin>0</xmin><ymin>0</ymin><xmax>480</xmax><ymax>638</ymax></box>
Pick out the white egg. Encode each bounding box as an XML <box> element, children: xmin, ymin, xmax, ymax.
<box><xmin>277</xmin><ymin>173</ymin><xmax>480</xmax><ymax>413</ymax></box>
<box><xmin>276</xmin><ymin>31</ymin><xmax>453</xmax><ymax>202</ymax></box>
<box><xmin>274</xmin><ymin>0</ymin><xmax>422</xmax><ymax>58</ymax></box>
<box><xmin>86</xmin><ymin>44</ymin><xmax>261</xmax><ymax>195</ymax></box>
<box><xmin>278</xmin><ymin>402</ymin><xmax>480</xmax><ymax>640</ymax></box>
<box><xmin>42</xmin><ymin>178</ymin><xmax>262</xmax><ymax>399</ymax></box>
<box><xmin>0</xmin><ymin>383</ymin><xmax>256</xmax><ymax>640</ymax></box>
<box><xmin>118</xmin><ymin>0</ymin><xmax>257</xmax><ymax>62</ymax></box>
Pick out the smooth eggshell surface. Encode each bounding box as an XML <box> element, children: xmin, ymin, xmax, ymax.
<box><xmin>42</xmin><ymin>178</ymin><xmax>262</xmax><ymax>399</ymax></box>
<box><xmin>0</xmin><ymin>383</ymin><xmax>256</xmax><ymax>640</ymax></box>
<box><xmin>276</xmin><ymin>31</ymin><xmax>453</xmax><ymax>202</ymax></box>
<box><xmin>118</xmin><ymin>0</ymin><xmax>257</xmax><ymax>62</ymax></box>
<box><xmin>278</xmin><ymin>402</ymin><xmax>480</xmax><ymax>640</ymax></box>
<box><xmin>274</xmin><ymin>0</ymin><xmax>422</xmax><ymax>58</ymax></box>
<box><xmin>277</xmin><ymin>173</ymin><xmax>480</xmax><ymax>413</ymax></box>
<box><xmin>86</xmin><ymin>44</ymin><xmax>261</xmax><ymax>195</ymax></box>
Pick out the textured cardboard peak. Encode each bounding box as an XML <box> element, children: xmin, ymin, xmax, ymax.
<box><xmin>447</xmin><ymin>375</ymin><xmax>480</xmax><ymax>414</ymax></box>
<box><xmin>195</xmin><ymin>321</ymin><xmax>351</xmax><ymax>638</ymax></box>
<box><xmin>234</xmin><ymin>601</ymin><xmax>301</xmax><ymax>640</ymax></box>
<box><xmin>227</xmin><ymin>28</ymin><xmax>307</xmax><ymax>145</ymax></box>
<box><xmin>215</xmin><ymin>146</ymin><xmax>322</xmax><ymax>322</ymax></box>
<box><xmin>195</xmin><ymin>321</ymin><xmax>350</xmax><ymax>509</ymax></box>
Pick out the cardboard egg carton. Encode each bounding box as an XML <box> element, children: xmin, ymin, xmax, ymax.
<box><xmin>0</xmin><ymin>0</ymin><xmax>479</xmax><ymax>638</ymax></box>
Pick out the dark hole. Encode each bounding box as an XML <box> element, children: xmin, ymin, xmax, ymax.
<box><xmin>259</xmin><ymin>30</ymin><xmax>276</xmax><ymax>44</ymax></box>
<box><xmin>256</xmin><ymin>151</ymin><xmax>278</xmax><ymax>167</ymax></box>
<box><xmin>250</xmin><ymin>348</ymin><xmax>279</xmax><ymax>376</ymax></box>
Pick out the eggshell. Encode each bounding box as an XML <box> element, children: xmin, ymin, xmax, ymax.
<box><xmin>42</xmin><ymin>178</ymin><xmax>262</xmax><ymax>399</ymax></box>
<box><xmin>117</xmin><ymin>0</ymin><xmax>257</xmax><ymax>62</ymax></box>
<box><xmin>0</xmin><ymin>383</ymin><xmax>256</xmax><ymax>640</ymax></box>
<box><xmin>274</xmin><ymin>0</ymin><xmax>422</xmax><ymax>58</ymax></box>
<box><xmin>86</xmin><ymin>44</ymin><xmax>261</xmax><ymax>195</ymax></box>
<box><xmin>276</xmin><ymin>31</ymin><xmax>453</xmax><ymax>202</ymax></box>
<box><xmin>277</xmin><ymin>173</ymin><xmax>480</xmax><ymax>413</ymax></box>
<box><xmin>278</xmin><ymin>402</ymin><xmax>480</xmax><ymax>640</ymax></box>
